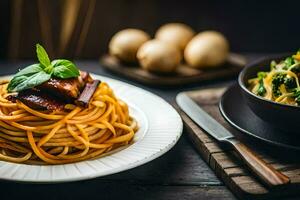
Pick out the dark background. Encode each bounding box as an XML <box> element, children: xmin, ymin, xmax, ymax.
<box><xmin>1</xmin><ymin>0</ymin><xmax>300</xmax><ymax>60</ymax></box>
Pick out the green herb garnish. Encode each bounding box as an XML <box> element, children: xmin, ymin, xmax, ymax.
<box><xmin>7</xmin><ymin>44</ymin><xmax>80</xmax><ymax>92</ymax></box>
<box><xmin>256</xmin><ymin>72</ymin><xmax>267</xmax><ymax>96</ymax></box>
<box><xmin>270</xmin><ymin>60</ymin><xmax>277</xmax><ymax>70</ymax></box>
<box><xmin>283</xmin><ymin>57</ymin><xmax>295</xmax><ymax>70</ymax></box>
<box><xmin>293</xmin><ymin>88</ymin><xmax>300</xmax><ymax>104</ymax></box>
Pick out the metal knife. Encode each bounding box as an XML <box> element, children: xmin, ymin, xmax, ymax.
<box><xmin>176</xmin><ymin>92</ymin><xmax>290</xmax><ymax>187</ymax></box>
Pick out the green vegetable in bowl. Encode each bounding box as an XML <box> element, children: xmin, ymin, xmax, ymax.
<box><xmin>284</xmin><ymin>76</ymin><xmax>296</xmax><ymax>89</ymax></box>
<box><xmin>257</xmin><ymin>72</ymin><xmax>267</xmax><ymax>96</ymax></box>
<box><xmin>7</xmin><ymin>44</ymin><xmax>80</xmax><ymax>92</ymax></box>
<box><xmin>283</xmin><ymin>57</ymin><xmax>295</xmax><ymax>70</ymax></box>
<box><xmin>293</xmin><ymin>88</ymin><xmax>300</xmax><ymax>104</ymax></box>
<box><xmin>271</xmin><ymin>73</ymin><xmax>285</xmax><ymax>97</ymax></box>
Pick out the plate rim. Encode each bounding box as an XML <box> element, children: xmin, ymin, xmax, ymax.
<box><xmin>219</xmin><ymin>83</ymin><xmax>300</xmax><ymax>150</ymax></box>
<box><xmin>0</xmin><ymin>74</ymin><xmax>183</xmax><ymax>183</ymax></box>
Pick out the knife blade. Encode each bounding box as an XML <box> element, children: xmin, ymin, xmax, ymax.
<box><xmin>176</xmin><ymin>92</ymin><xmax>290</xmax><ymax>187</ymax></box>
<box><xmin>176</xmin><ymin>93</ymin><xmax>233</xmax><ymax>141</ymax></box>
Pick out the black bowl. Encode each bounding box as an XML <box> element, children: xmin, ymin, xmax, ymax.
<box><xmin>238</xmin><ymin>54</ymin><xmax>300</xmax><ymax>130</ymax></box>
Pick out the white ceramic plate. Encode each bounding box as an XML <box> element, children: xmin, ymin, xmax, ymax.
<box><xmin>0</xmin><ymin>74</ymin><xmax>182</xmax><ymax>183</ymax></box>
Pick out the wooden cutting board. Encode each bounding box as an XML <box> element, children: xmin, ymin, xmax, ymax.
<box><xmin>178</xmin><ymin>86</ymin><xmax>300</xmax><ymax>200</ymax></box>
<box><xmin>100</xmin><ymin>53</ymin><xmax>246</xmax><ymax>87</ymax></box>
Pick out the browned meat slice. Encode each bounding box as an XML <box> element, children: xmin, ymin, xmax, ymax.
<box><xmin>38</xmin><ymin>78</ymin><xmax>79</xmax><ymax>102</ymax></box>
<box><xmin>79</xmin><ymin>71</ymin><xmax>93</xmax><ymax>84</ymax></box>
<box><xmin>37</xmin><ymin>71</ymin><xmax>93</xmax><ymax>102</ymax></box>
<box><xmin>75</xmin><ymin>80</ymin><xmax>101</xmax><ymax>107</ymax></box>
<box><xmin>6</xmin><ymin>95</ymin><xmax>17</xmax><ymax>103</ymax></box>
<box><xmin>15</xmin><ymin>89</ymin><xmax>65</xmax><ymax>111</ymax></box>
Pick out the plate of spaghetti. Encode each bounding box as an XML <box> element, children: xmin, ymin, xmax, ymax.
<box><xmin>0</xmin><ymin>44</ymin><xmax>182</xmax><ymax>182</ymax></box>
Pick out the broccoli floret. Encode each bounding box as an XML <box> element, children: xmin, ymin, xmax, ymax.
<box><xmin>283</xmin><ymin>57</ymin><xmax>295</xmax><ymax>70</ymax></box>
<box><xmin>293</xmin><ymin>88</ymin><xmax>300</xmax><ymax>104</ymax></box>
<box><xmin>256</xmin><ymin>72</ymin><xmax>267</xmax><ymax>96</ymax></box>
<box><xmin>257</xmin><ymin>72</ymin><xmax>267</xmax><ymax>79</ymax></box>
<box><xmin>272</xmin><ymin>74</ymin><xmax>297</xmax><ymax>97</ymax></box>
<box><xmin>272</xmin><ymin>73</ymin><xmax>285</xmax><ymax>85</ymax></box>
<box><xmin>272</xmin><ymin>73</ymin><xmax>285</xmax><ymax>97</ymax></box>
<box><xmin>257</xmin><ymin>80</ymin><xmax>266</xmax><ymax>96</ymax></box>
<box><xmin>270</xmin><ymin>60</ymin><xmax>277</xmax><ymax>70</ymax></box>
<box><xmin>284</xmin><ymin>76</ymin><xmax>297</xmax><ymax>90</ymax></box>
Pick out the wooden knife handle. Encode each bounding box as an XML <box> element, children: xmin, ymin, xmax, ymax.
<box><xmin>227</xmin><ymin>138</ymin><xmax>290</xmax><ymax>187</ymax></box>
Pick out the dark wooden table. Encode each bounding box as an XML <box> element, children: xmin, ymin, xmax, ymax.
<box><xmin>0</xmin><ymin>57</ymin><xmax>297</xmax><ymax>200</ymax></box>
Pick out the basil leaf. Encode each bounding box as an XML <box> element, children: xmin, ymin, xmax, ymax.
<box><xmin>52</xmin><ymin>59</ymin><xmax>80</xmax><ymax>78</ymax></box>
<box><xmin>7</xmin><ymin>63</ymin><xmax>44</xmax><ymax>92</ymax></box>
<box><xmin>52</xmin><ymin>65</ymin><xmax>80</xmax><ymax>78</ymax></box>
<box><xmin>36</xmin><ymin>44</ymin><xmax>51</xmax><ymax>68</ymax></box>
<box><xmin>7</xmin><ymin>76</ymin><xmax>28</xmax><ymax>92</ymax></box>
<box><xmin>7</xmin><ymin>71</ymin><xmax>51</xmax><ymax>92</ymax></box>
<box><xmin>51</xmin><ymin>59</ymin><xmax>76</xmax><ymax>68</ymax></box>
<box><xmin>14</xmin><ymin>64</ymin><xmax>43</xmax><ymax>77</ymax></box>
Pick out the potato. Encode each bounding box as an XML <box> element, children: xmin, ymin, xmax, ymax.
<box><xmin>184</xmin><ymin>31</ymin><xmax>229</xmax><ymax>68</ymax></box>
<box><xmin>137</xmin><ymin>40</ymin><xmax>181</xmax><ymax>73</ymax></box>
<box><xmin>109</xmin><ymin>29</ymin><xmax>150</xmax><ymax>62</ymax></box>
<box><xmin>155</xmin><ymin>23</ymin><xmax>195</xmax><ymax>51</ymax></box>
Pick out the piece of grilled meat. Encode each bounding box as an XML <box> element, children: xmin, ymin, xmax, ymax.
<box><xmin>7</xmin><ymin>71</ymin><xmax>93</xmax><ymax>111</ymax></box>
<box><xmin>37</xmin><ymin>71</ymin><xmax>93</xmax><ymax>102</ymax></box>
<box><xmin>13</xmin><ymin>89</ymin><xmax>65</xmax><ymax>111</ymax></box>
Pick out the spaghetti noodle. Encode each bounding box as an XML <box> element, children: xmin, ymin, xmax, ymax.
<box><xmin>0</xmin><ymin>81</ymin><xmax>137</xmax><ymax>164</ymax></box>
